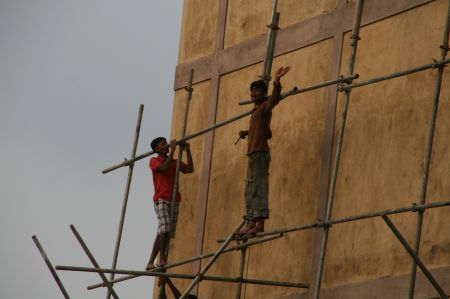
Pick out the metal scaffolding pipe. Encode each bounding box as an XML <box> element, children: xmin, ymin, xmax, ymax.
<box><xmin>382</xmin><ymin>215</ymin><xmax>448</xmax><ymax>299</ymax></box>
<box><xmin>56</xmin><ymin>265</ymin><xmax>310</xmax><ymax>289</ymax></box>
<box><xmin>409</xmin><ymin>2</ymin><xmax>450</xmax><ymax>298</ymax></box>
<box><xmin>88</xmin><ymin>234</ymin><xmax>283</xmax><ymax>290</ymax></box>
<box><xmin>159</xmin><ymin>69</ymin><xmax>194</xmax><ymax>299</ymax></box>
<box><xmin>107</xmin><ymin>104</ymin><xmax>143</xmax><ymax>299</ymax></box>
<box><xmin>69</xmin><ymin>225</ymin><xmax>119</xmax><ymax>299</ymax></box>
<box><xmin>179</xmin><ymin>220</ymin><xmax>245</xmax><ymax>298</ymax></box>
<box><xmin>217</xmin><ymin>201</ymin><xmax>450</xmax><ymax>243</ymax></box>
<box><xmin>32</xmin><ymin>235</ymin><xmax>71</xmax><ymax>299</ymax></box>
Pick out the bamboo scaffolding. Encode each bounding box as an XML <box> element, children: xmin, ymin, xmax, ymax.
<box><xmin>408</xmin><ymin>2</ymin><xmax>450</xmax><ymax>298</ymax></box>
<box><xmin>382</xmin><ymin>215</ymin><xmax>448</xmax><ymax>299</ymax></box>
<box><xmin>261</xmin><ymin>0</ymin><xmax>280</xmax><ymax>83</ymax></box>
<box><xmin>56</xmin><ymin>265</ymin><xmax>310</xmax><ymax>289</ymax></box>
<box><xmin>107</xmin><ymin>104</ymin><xmax>144</xmax><ymax>299</ymax></box>
<box><xmin>87</xmin><ymin>234</ymin><xmax>283</xmax><ymax>290</ymax></box>
<box><xmin>158</xmin><ymin>69</ymin><xmax>194</xmax><ymax>299</ymax></box>
<box><xmin>69</xmin><ymin>225</ymin><xmax>119</xmax><ymax>299</ymax></box>
<box><xmin>32</xmin><ymin>235</ymin><xmax>71</xmax><ymax>299</ymax></box>
<box><xmin>235</xmin><ymin>245</ymin><xmax>247</xmax><ymax>299</ymax></box>
<box><xmin>313</xmin><ymin>1</ymin><xmax>364</xmax><ymax>298</ymax></box>
<box><xmin>217</xmin><ymin>200</ymin><xmax>450</xmax><ymax>243</ymax></box>
<box><xmin>179</xmin><ymin>220</ymin><xmax>246</xmax><ymax>298</ymax></box>
<box><xmin>102</xmin><ymin>74</ymin><xmax>358</xmax><ymax>175</ymax></box>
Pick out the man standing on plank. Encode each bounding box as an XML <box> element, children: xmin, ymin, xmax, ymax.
<box><xmin>146</xmin><ymin>137</ymin><xmax>194</xmax><ymax>270</ymax></box>
<box><xmin>236</xmin><ymin>66</ymin><xmax>291</xmax><ymax>237</ymax></box>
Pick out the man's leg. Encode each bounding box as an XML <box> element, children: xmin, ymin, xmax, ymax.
<box><xmin>158</xmin><ymin>232</ymin><xmax>169</xmax><ymax>266</ymax></box>
<box><xmin>236</xmin><ymin>155</ymin><xmax>256</xmax><ymax>236</ymax></box>
<box><xmin>146</xmin><ymin>234</ymin><xmax>161</xmax><ymax>270</ymax></box>
<box><xmin>243</xmin><ymin>152</ymin><xmax>269</xmax><ymax>236</ymax></box>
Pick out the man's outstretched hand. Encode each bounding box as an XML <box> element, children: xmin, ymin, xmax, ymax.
<box><xmin>275</xmin><ymin>66</ymin><xmax>291</xmax><ymax>82</ymax></box>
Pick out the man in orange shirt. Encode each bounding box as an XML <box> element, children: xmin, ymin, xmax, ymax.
<box><xmin>236</xmin><ymin>66</ymin><xmax>291</xmax><ymax>237</ymax></box>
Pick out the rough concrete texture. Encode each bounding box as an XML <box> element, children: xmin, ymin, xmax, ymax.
<box><xmin>152</xmin><ymin>80</ymin><xmax>211</xmax><ymax>298</ymax></box>
<box><xmin>224</xmin><ymin>0</ymin><xmax>338</xmax><ymax>48</ymax></box>
<box><xmin>325</xmin><ymin>0</ymin><xmax>450</xmax><ymax>289</ymax></box>
<box><xmin>178</xmin><ymin>0</ymin><xmax>218</xmax><ymax>64</ymax></box>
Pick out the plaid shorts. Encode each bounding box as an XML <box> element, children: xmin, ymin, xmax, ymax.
<box><xmin>154</xmin><ymin>199</ymin><xmax>179</xmax><ymax>237</ymax></box>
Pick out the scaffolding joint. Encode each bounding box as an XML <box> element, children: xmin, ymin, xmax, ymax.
<box><xmin>439</xmin><ymin>43</ymin><xmax>449</xmax><ymax>52</ymax></box>
<box><xmin>184</xmin><ymin>86</ymin><xmax>194</xmax><ymax>93</ymax></box>
<box><xmin>266</xmin><ymin>23</ymin><xmax>280</xmax><ymax>30</ymax></box>
<box><xmin>411</xmin><ymin>202</ymin><xmax>425</xmax><ymax>213</ymax></box>
<box><xmin>317</xmin><ymin>220</ymin><xmax>332</xmax><ymax>229</ymax></box>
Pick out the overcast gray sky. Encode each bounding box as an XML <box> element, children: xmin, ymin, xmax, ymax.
<box><xmin>0</xmin><ymin>1</ymin><xmax>183</xmax><ymax>298</ymax></box>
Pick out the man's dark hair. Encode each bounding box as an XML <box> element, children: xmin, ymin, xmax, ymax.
<box><xmin>151</xmin><ymin>137</ymin><xmax>166</xmax><ymax>151</ymax></box>
<box><xmin>250</xmin><ymin>79</ymin><xmax>268</xmax><ymax>94</ymax></box>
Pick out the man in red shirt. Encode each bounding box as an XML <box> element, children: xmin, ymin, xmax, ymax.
<box><xmin>146</xmin><ymin>137</ymin><xmax>193</xmax><ymax>270</ymax></box>
<box><xmin>236</xmin><ymin>66</ymin><xmax>291</xmax><ymax>238</ymax></box>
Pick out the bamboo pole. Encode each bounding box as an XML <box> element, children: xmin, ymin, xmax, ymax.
<box><xmin>87</xmin><ymin>234</ymin><xmax>283</xmax><ymax>290</ymax></box>
<box><xmin>408</xmin><ymin>2</ymin><xmax>450</xmax><ymax>298</ymax></box>
<box><xmin>102</xmin><ymin>74</ymin><xmax>358</xmax><ymax>174</ymax></box>
<box><xmin>235</xmin><ymin>246</ymin><xmax>247</xmax><ymax>299</ymax></box>
<box><xmin>69</xmin><ymin>225</ymin><xmax>119</xmax><ymax>299</ymax></box>
<box><xmin>32</xmin><ymin>235</ymin><xmax>71</xmax><ymax>299</ymax></box>
<box><xmin>158</xmin><ymin>69</ymin><xmax>194</xmax><ymax>299</ymax></box>
<box><xmin>107</xmin><ymin>104</ymin><xmax>144</xmax><ymax>299</ymax></box>
<box><xmin>261</xmin><ymin>0</ymin><xmax>280</xmax><ymax>83</ymax></box>
<box><xmin>382</xmin><ymin>216</ymin><xmax>448</xmax><ymax>299</ymax></box>
<box><xmin>217</xmin><ymin>200</ymin><xmax>450</xmax><ymax>243</ymax></box>
<box><xmin>179</xmin><ymin>220</ymin><xmax>246</xmax><ymax>299</ymax></box>
<box><xmin>313</xmin><ymin>1</ymin><xmax>364</xmax><ymax>298</ymax></box>
<box><xmin>56</xmin><ymin>265</ymin><xmax>310</xmax><ymax>288</ymax></box>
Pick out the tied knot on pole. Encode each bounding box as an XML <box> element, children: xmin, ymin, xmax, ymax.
<box><xmin>350</xmin><ymin>33</ymin><xmax>361</xmax><ymax>46</ymax></box>
<box><xmin>317</xmin><ymin>219</ymin><xmax>331</xmax><ymax>229</ymax></box>
<box><xmin>439</xmin><ymin>43</ymin><xmax>449</xmax><ymax>52</ymax></box>
<box><xmin>431</xmin><ymin>58</ymin><xmax>440</xmax><ymax>69</ymax></box>
<box><xmin>411</xmin><ymin>202</ymin><xmax>425</xmax><ymax>213</ymax></box>
<box><xmin>123</xmin><ymin>158</ymin><xmax>134</xmax><ymax>167</ymax></box>
<box><xmin>184</xmin><ymin>86</ymin><xmax>194</xmax><ymax>93</ymax></box>
<box><xmin>266</xmin><ymin>23</ymin><xmax>280</xmax><ymax>30</ymax></box>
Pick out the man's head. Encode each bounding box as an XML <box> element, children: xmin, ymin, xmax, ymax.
<box><xmin>250</xmin><ymin>79</ymin><xmax>268</xmax><ymax>104</ymax></box>
<box><xmin>151</xmin><ymin>137</ymin><xmax>168</xmax><ymax>154</ymax></box>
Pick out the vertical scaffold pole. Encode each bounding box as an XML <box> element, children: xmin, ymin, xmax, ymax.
<box><xmin>179</xmin><ymin>220</ymin><xmax>246</xmax><ymax>299</ymax></box>
<box><xmin>261</xmin><ymin>0</ymin><xmax>280</xmax><ymax>83</ymax></box>
<box><xmin>408</xmin><ymin>2</ymin><xmax>450</xmax><ymax>298</ymax></box>
<box><xmin>158</xmin><ymin>69</ymin><xmax>194</xmax><ymax>299</ymax></box>
<box><xmin>107</xmin><ymin>104</ymin><xmax>144</xmax><ymax>299</ymax></box>
<box><xmin>235</xmin><ymin>243</ymin><xmax>248</xmax><ymax>299</ymax></box>
<box><xmin>313</xmin><ymin>1</ymin><xmax>365</xmax><ymax>298</ymax></box>
<box><xmin>32</xmin><ymin>235</ymin><xmax>71</xmax><ymax>299</ymax></box>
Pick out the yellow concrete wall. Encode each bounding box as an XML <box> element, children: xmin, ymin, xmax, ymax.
<box><xmin>178</xmin><ymin>0</ymin><xmax>218</xmax><ymax>63</ymax></box>
<box><xmin>224</xmin><ymin>0</ymin><xmax>337</xmax><ymax>48</ymax></box>
<box><xmin>165</xmin><ymin>0</ymin><xmax>450</xmax><ymax>298</ymax></box>
<box><xmin>325</xmin><ymin>0</ymin><xmax>450</xmax><ymax>288</ymax></box>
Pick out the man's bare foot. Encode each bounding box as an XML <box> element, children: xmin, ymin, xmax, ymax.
<box><xmin>243</xmin><ymin>226</ymin><xmax>264</xmax><ymax>238</ymax></box>
<box><xmin>235</xmin><ymin>223</ymin><xmax>255</xmax><ymax>237</ymax></box>
<box><xmin>145</xmin><ymin>263</ymin><xmax>156</xmax><ymax>271</ymax></box>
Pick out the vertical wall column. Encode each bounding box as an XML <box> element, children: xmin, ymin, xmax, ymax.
<box><xmin>191</xmin><ymin>0</ymin><xmax>229</xmax><ymax>285</ymax></box>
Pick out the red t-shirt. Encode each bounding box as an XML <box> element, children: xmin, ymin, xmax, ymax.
<box><xmin>150</xmin><ymin>155</ymin><xmax>188</xmax><ymax>202</ymax></box>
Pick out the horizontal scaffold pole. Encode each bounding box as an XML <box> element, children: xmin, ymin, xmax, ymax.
<box><xmin>217</xmin><ymin>200</ymin><xmax>450</xmax><ymax>243</ymax></box>
<box><xmin>56</xmin><ymin>265</ymin><xmax>310</xmax><ymax>289</ymax></box>
<box><xmin>343</xmin><ymin>58</ymin><xmax>450</xmax><ymax>91</ymax></box>
<box><xmin>87</xmin><ymin>234</ymin><xmax>283</xmax><ymax>290</ymax></box>
<box><xmin>102</xmin><ymin>74</ymin><xmax>358</xmax><ymax>174</ymax></box>
<box><xmin>239</xmin><ymin>74</ymin><xmax>359</xmax><ymax>105</ymax></box>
